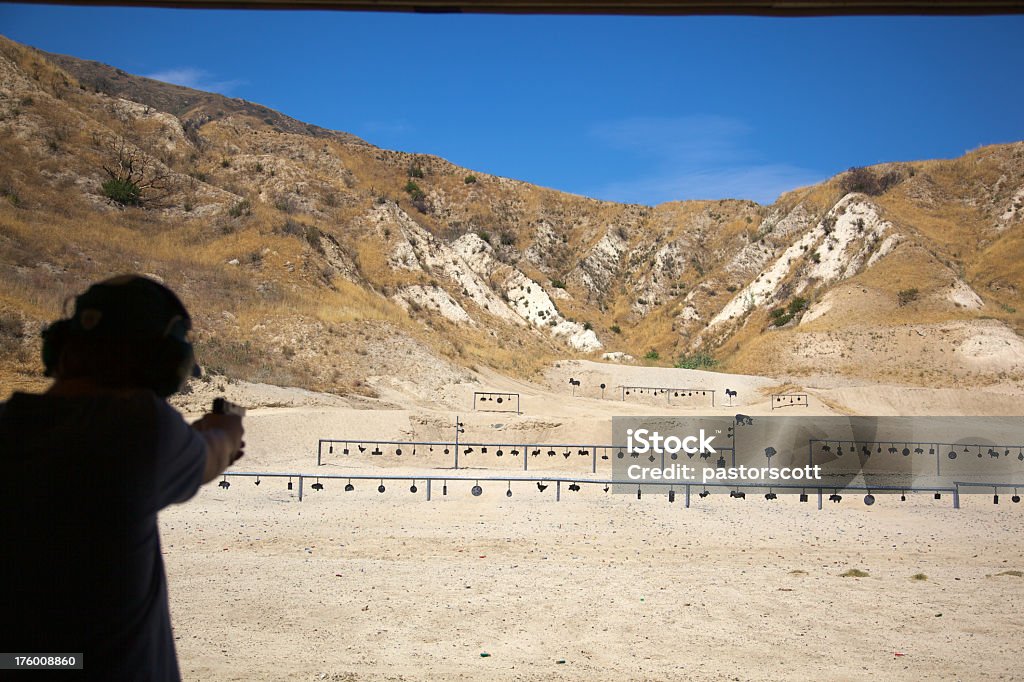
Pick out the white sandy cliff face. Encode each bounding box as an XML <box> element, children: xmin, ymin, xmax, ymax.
<box><xmin>570</xmin><ymin>228</ymin><xmax>628</xmax><ymax>296</ymax></box>
<box><xmin>392</xmin><ymin>286</ymin><xmax>473</xmax><ymax>324</ymax></box>
<box><xmin>945</xmin><ymin>278</ymin><xmax>984</xmax><ymax>310</ymax></box>
<box><xmin>998</xmin><ymin>184</ymin><xmax>1024</xmax><ymax>228</ymax></box>
<box><xmin>367</xmin><ymin>205</ymin><xmax>601</xmax><ymax>351</ymax></box>
<box><xmin>453</xmin><ymin>233</ymin><xmax>602</xmax><ymax>351</ymax></box>
<box><xmin>804</xmin><ymin>194</ymin><xmax>891</xmax><ymax>284</ymax></box>
<box><xmin>706</xmin><ymin>229</ymin><xmax>817</xmax><ymax>328</ymax></box>
<box><xmin>707</xmin><ymin>194</ymin><xmax>892</xmax><ymax>330</ymax></box>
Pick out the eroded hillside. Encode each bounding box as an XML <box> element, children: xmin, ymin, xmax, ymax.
<box><xmin>1</xmin><ymin>35</ymin><xmax>1022</xmax><ymax>397</ymax></box>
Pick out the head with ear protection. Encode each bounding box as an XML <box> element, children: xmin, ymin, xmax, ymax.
<box><xmin>41</xmin><ymin>275</ymin><xmax>200</xmax><ymax>397</ymax></box>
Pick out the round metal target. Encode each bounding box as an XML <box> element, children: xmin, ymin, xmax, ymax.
<box><xmin>410</xmin><ymin>484</ymin><xmax>418</xmax><ymax>493</ymax></box>
<box><xmin>496</xmin><ymin>396</ymin><xmax>503</xmax><ymax>403</ymax></box>
<box><xmin>472</xmin><ymin>485</ymin><xmax>483</xmax><ymax>496</ymax></box>
<box><xmin>378</xmin><ymin>484</ymin><xmax>386</xmax><ymax>493</ymax></box>
<box><xmin>396</xmin><ymin>448</ymin><xmax>402</xmax><ymax>456</ymax></box>
<box><xmin>864</xmin><ymin>494</ymin><xmax>875</xmax><ymax>506</ymax></box>
<box><xmin>506</xmin><ymin>488</ymin><xmax>513</xmax><ymax>498</ymax></box>
<box><xmin>948</xmin><ymin>451</ymin><xmax>957</xmax><ymax>459</ymax></box>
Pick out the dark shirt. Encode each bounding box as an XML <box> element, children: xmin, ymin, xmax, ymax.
<box><xmin>0</xmin><ymin>391</ymin><xmax>206</xmax><ymax>681</ymax></box>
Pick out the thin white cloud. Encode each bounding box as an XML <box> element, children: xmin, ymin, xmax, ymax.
<box><xmin>143</xmin><ymin>67</ymin><xmax>243</xmax><ymax>95</ymax></box>
<box><xmin>598</xmin><ymin>164</ymin><xmax>824</xmax><ymax>206</ymax></box>
<box><xmin>588</xmin><ymin>115</ymin><xmax>824</xmax><ymax>205</ymax></box>
<box><xmin>591</xmin><ymin>115</ymin><xmax>752</xmax><ymax>165</ymax></box>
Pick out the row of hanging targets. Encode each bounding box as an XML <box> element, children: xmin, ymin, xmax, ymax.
<box><xmin>305</xmin><ymin>479</ymin><xmax>605</xmax><ymax>497</ymax></box>
<box><xmin>819</xmin><ymin>442</ymin><xmax>930</xmax><ymax>457</ymax></box>
<box><xmin>215</xmin><ymin>476</ymin><xmax>1023</xmax><ymax>506</ymax></box>
<box><xmin>948</xmin><ymin>445</ymin><xmax>1024</xmax><ymax>460</ymax></box>
<box><xmin>476</xmin><ymin>394</ymin><xmax>514</xmax><ymax>404</ymax></box>
<box><xmin>623</xmin><ymin>389</ymin><xmax>709</xmax><ymax>397</ymax></box>
<box><xmin>614</xmin><ymin>448</ymin><xmax>726</xmax><ymax>465</ymax></box>
<box><xmin>328</xmin><ymin>443</ymin><xmax>750</xmax><ymax>461</ymax></box>
<box><xmin>219</xmin><ymin>476</ymin><xmax>295</xmax><ymax>490</ymax></box>
<box><xmin>818</xmin><ymin>442</ymin><xmax>1024</xmax><ymax>460</ymax></box>
<box><xmin>327</xmin><ymin>443</ymin><xmax>473</xmax><ymax>457</ymax></box>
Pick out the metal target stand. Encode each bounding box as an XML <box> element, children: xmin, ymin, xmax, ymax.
<box><xmin>214</xmin><ymin>471</ymin><xmax>1024</xmax><ymax>510</ymax></box>
<box><xmin>473</xmin><ymin>391</ymin><xmax>521</xmax><ymax>414</ymax></box>
<box><xmin>771</xmin><ymin>393</ymin><xmax>808</xmax><ymax>409</ymax></box>
<box><xmin>317</xmin><ymin>438</ymin><xmax>631</xmax><ymax>473</ymax></box>
<box><xmin>620</xmin><ymin>386</ymin><xmax>715</xmax><ymax>406</ymax></box>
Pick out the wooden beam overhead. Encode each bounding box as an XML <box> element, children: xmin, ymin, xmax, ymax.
<box><xmin>10</xmin><ymin>0</ymin><xmax>1024</xmax><ymax>15</ymax></box>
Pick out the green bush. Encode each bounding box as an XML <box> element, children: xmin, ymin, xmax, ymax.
<box><xmin>788</xmin><ymin>297</ymin><xmax>808</xmax><ymax>315</ymax></box>
<box><xmin>769</xmin><ymin>307</ymin><xmax>794</xmax><ymax>327</ymax></box>
<box><xmin>278</xmin><ymin>219</ymin><xmax>324</xmax><ymax>255</ymax></box>
<box><xmin>897</xmin><ymin>288</ymin><xmax>919</xmax><ymax>306</ymax></box>
<box><xmin>477</xmin><ymin>230</ymin><xmax>491</xmax><ymax>244</ymax></box>
<box><xmin>644</xmin><ymin>349</ymin><xmax>660</xmax><ymax>361</ymax></box>
<box><xmin>228</xmin><ymin>199</ymin><xmax>251</xmax><ymax>218</ymax></box>
<box><xmin>840</xmin><ymin>166</ymin><xmax>902</xmax><ymax>196</ymax></box>
<box><xmin>464</xmin><ymin>174</ymin><xmax>477</xmax><ymax>184</ymax></box>
<box><xmin>101</xmin><ymin>178</ymin><xmax>141</xmax><ymax>206</ymax></box>
<box><xmin>404</xmin><ymin>181</ymin><xmax>425</xmax><ymax>201</ymax></box>
<box><xmin>675</xmin><ymin>353</ymin><xmax>718</xmax><ymax>369</ymax></box>
<box><xmin>610</xmin><ymin>324</ymin><xmax>622</xmax><ymax>334</ymax></box>
<box><xmin>408</xmin><ymin>164</ymin><xmax>425</xmax><ymax>178</ymax></box>
<box><xmin>550</xmin><ymin>279</ymin><xmax>566</xmax><ymax>289</ymax></box>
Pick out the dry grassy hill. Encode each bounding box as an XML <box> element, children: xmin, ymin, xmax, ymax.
<box><xmin>1</xmin><ymin>34</ymin><xmax>1022</xmax><ymax>399</ymax></box>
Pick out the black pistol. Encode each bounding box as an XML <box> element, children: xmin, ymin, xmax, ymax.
<box><xmin>212</xmin><ymin>397</ymin><xmax>246</xmax><ymax>417</ymax></box>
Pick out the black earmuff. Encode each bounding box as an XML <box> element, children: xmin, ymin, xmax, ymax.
<box><xmin>133</xmin><ymin>284</ymin><xmax>198</xmax><ymax>397</ymax></box>
<box><xmin>146</xmin><ymin>325</ymin><xmax>196</xmax><ymax>397</ymax></box>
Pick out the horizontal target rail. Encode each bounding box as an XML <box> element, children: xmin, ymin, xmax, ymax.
<box><xmin>811</xmin><ymin>439</ymin><xmax>1024</xmax><ymax>450</ymax></box>
<box><xmin>619</xmin><ymin>386</ymin><xmax>716</xmax><ymax>406</ymax></box>
<box><xmin>316</xmin><ymin>438</ymin><xmax>641</xmax><ymax>473</ymax></box>
<box><xmin>211</xmin><ymin>471</ymin><xmax>1017</xmax><ymax>509</ymax></box>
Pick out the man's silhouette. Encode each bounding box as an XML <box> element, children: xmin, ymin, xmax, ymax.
<box><xmin>0</xmin><ymin>275</ymin><xmax>244</xmax><ymax>681</ymax></box>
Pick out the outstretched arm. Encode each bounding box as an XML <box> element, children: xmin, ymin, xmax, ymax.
<box><xmin>192</xmin><ymin>413</ymin><xmax>245</xmax><ymax>483</ymax></box>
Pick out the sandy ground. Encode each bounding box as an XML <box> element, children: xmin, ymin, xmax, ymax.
<box><xmin>159</xmin><ymin>361</ymin><xmax>1024</xmax><ymax>681</ymax></box>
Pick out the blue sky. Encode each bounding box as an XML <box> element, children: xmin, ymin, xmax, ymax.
<box><xmin>2</xmin><ymin>5</ymin><xmax>1023</xmax><ymax>205</ymax></box>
